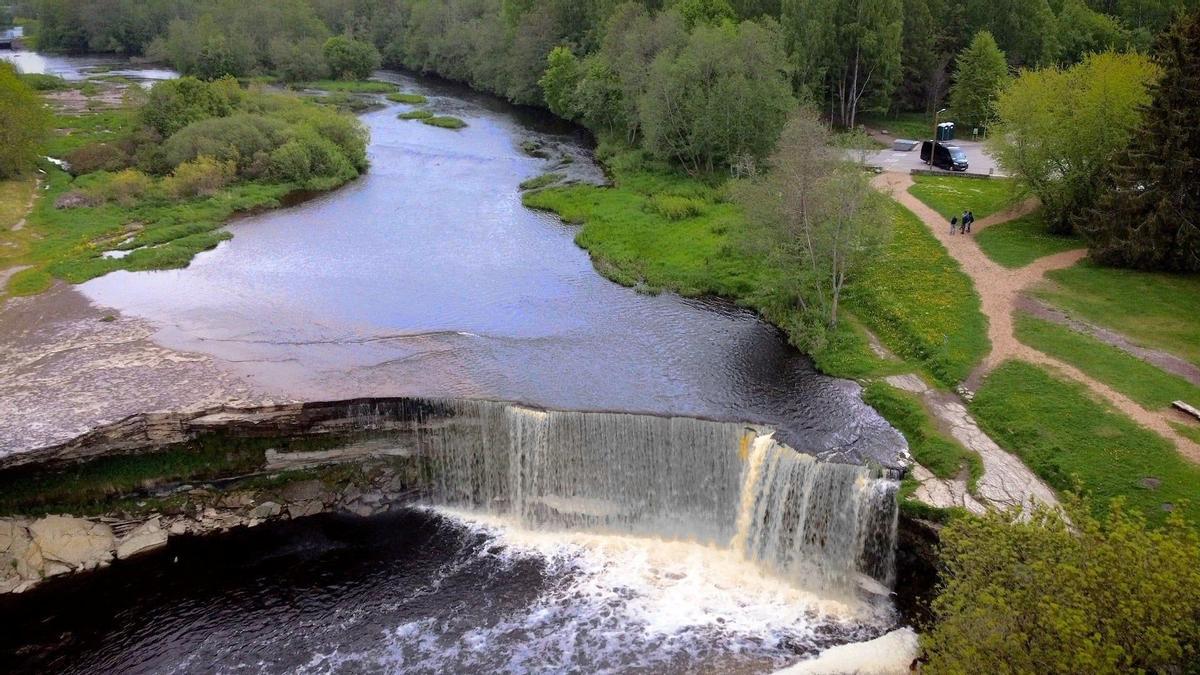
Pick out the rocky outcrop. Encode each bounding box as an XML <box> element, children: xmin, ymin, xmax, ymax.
<box><xmin>0</xmin><ymin>461</ymin><xmax>418</xmax><ymax>595</ymax></box>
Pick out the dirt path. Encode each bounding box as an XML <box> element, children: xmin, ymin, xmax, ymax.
<box><xmin>872</xmin><ymin>171</ymin><xmax>1200</xmax><ymax>463</ymax></box>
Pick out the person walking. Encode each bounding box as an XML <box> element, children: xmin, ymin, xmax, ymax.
<box><xmin>960</xmin><ymin>210</ymin><xmax>969</xmax><ymax>234</ymax></box>
<box><xmin>949</xmin><ymin>215</ymin><xmax>958</xmax><ymax>235</ymax></box>
<box><xmin>965</xmin><ymin>210</ymin><xmax>975</xmax><ymax>233</ymax></box>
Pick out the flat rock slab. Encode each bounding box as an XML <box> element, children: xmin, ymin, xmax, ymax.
<box><xmin>885</xmin><ymin>374</ymin><xmax>1059</xmax><ymax>514</ymax></box>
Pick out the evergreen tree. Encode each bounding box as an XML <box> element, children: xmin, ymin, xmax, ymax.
<box><xmin>948</xmin><ymin>31</ymin><xmax>1009</xmax><ymax>130</ymax></box>
<box><xmin>1083</xmin><ymin>11</ymin><xmax>1200</xmax><ymax>272</ymax></box>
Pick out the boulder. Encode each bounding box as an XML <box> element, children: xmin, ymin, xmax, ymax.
<box><xmin>279</xmin><ymin>480</ymin><xmax>327</xmax><ymax>503</ymax></box>
<box><xmin>116</xmin><ymin>518</ymin><xmax>168</xmax><ymax>560</ymax></box>
<box><xmin>249</xmin><ymin>501</ymin><xmax>281</xmax><ymax>520</ymax></box>
<box><xmin>0</xmin><ymin>519</ymin><xmax>42</xmax><ymax>585</ymax></box>
<box><xmin>28</xmin><ymin>516</ymin><xmax>115</xmax><ymax>571</ymax></box>
<box><xmin>287</xmin><ymin>500</ymin><xmax>325</xmax><ymax>519</ymax></box>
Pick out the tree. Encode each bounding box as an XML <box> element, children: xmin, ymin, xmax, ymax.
<box><xmin>948</xmin><ymin>31</ymin><xmax>1008</xmax><ymax>130</ymax></box>
<box><xmin>1084</xmin><ymin>10</ymin><xmax>1200</xmax><ymax>271</ymax></box>
<box><xmin>322</xmin><ymin>35</ymin><xmax>380</xmax><ymax>80</ymax></box>
<box><xmin>922</xmin><ymin>497</ymin><xmax>1200</xmax><ymax>673</ymax></box>
<box><xmin>962</xmin><ymin>0</ymin><xmax>1060</xmax><ymax>67</ymax></box>
<box><xmin>988</xmin><ymin>51</ymin><xmax>1159</xmax><ymax>234</ymax></box>
<box><xmin>1055</xmin><ymin>0</ymin><xmax>1130</xmax><ymax>63</ymax></box>
<box><xmin>734</xmin><ymin>108</ymin><xmax>891</xmax><ymax>346</ymax></box>
<box><xmin>639</xmin><ymin>19</ymin><xmax>795</xmax><ymax>174</ymax></box>
<box><xmin>782</xmin><ymin>0</ymin><xmax>904</xmax><ymax>128</ymax></box>
<box><xmin>0</xmin><ymin>62</ymin><xmax>49</xmax><ymax>178</ymax></box>
<box><xmin>671</xmin><ymin>0</ymin><xmax>737</xmax><ymax>27</ymax></box>
<box><xmin>540</xmin><ymin>46</ymin><xmax>583</xmax><ymax>120</ymax></box>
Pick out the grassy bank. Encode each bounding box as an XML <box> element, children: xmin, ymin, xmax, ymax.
<box><xmin>1035</xmin><ymin>262</ymin><xmax>1200</xmax><ymax>368</ymax></box>
<box><xmin>1015</xmin><ymin>313</ymin><xmax>1200</xmax><ymax>410</ymax></box>
<box><xmin>971</xmin><ymin>360</ymin><xmax>1200</xmax><ymax>525</ymax></box>
<box><xmin>524</xmin><ymin>149</ymin><xmax>986</xmax><ymax>387</ymax></box>
<box><xmin>975</xmin><ymin>211</ymin><xmax>1083</xmax><ymax>268</ymax></box>
<box><xmin>908</xmin><ymin>175</ymin><xmax>1016</xmax><ymax>221</ymax></box>
<box><xmin>860</xmin><ymin>112</ymin><xmax>939</xmax><ymax>140</ymax></box>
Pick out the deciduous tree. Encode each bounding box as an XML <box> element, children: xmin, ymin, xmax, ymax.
<box><xmin>0</xmin><ymin>62</ymin><xmax>49</xmax><ymax>177</ymax></box>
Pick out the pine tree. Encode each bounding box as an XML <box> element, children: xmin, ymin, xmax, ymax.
<box><xmin>948</xmin><ymin>31</ymin><xmax>1009</xmax><ymax>130</ymax></box>
<box><xmin>1083</xmin><ymin>11</ymin><xmax>1200</xmax><ymax>272</ymax></box>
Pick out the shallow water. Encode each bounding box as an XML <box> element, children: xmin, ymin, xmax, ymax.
<box><xmin>69</xmin><ymin>68</ymin><xmax>901</xmax><ymax>467</ymax></box>
<box><xmin>0</xmin><ymin>509</ymin><xmax>895</xmax><ymax>674</ymax></box>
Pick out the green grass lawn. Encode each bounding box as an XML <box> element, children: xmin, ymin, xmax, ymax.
<box><xmin>971</xmin><ymin>360</ymin><xmax>1200</xmax><ymax>525</ymax></box>
<box><xmin>0</xmin><ymin>178</ymin><xmax>35</xmax><ymax>229</ymax></box>
<box><xmin>908</xmin><ymin>175</ymin><xmax>1017</xmax><ymax>221</ymax></box>
<box><xmin>859</xmin><ymin>111</ymin><xmax>942</xmax><ymax>140</ymax></box>
<box><xmin>975</xmin><ymin>211</ymin><xmax>1084</xmax><ymax>268</ymax></box>
<box><xmin>1015</xmin><ymin>313</ymin><xmax>1200</xmax><ymax>410</ymax></box>
<box><xmin>862</xmin><ymin>381</ymin><xmax>982</xmax><ymax>483</ymax></box>
<box><xmin>1035</xmin><ymin>262</ymin><xmax>1200</xmax><ymax>368</ymax></box>
<box><xmin>847</xmin><ymin>201</ymin><xmax>989</xmax><ymax>386</ymax></box>
<box><xmin>524</xmin><ymin>148</ymin><xmax>984</xmax><ymax>385</ymax></box>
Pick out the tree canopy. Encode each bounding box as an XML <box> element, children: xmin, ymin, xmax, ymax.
<box><xmin>948</xmin><ymin>31</ymin><xmax>1008</xmax><ymax>130</ymax></box>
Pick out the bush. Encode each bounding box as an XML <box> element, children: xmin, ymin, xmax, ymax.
<box><xmin>161</xmin><ymin>114</ymin><xmax>288</xmax><ymax>175</ymax></box>
<box><xmin>269</xmin><ymin>37</ymin><xmax>329</xmax><ymax>83</ymax></box>
<box><xmin>164</xmin><ymin>156</ymin><xmax>235</xmax><ymax>199</ymax></box>
<box><xmin>923</xmin><ymin>497</ymin><xmax>1200</xmax><ymax>674</ymax></box>
<box><xmin>322</xmin><ymin>36</ymin><xmax>380</xmax><ymax>81</ymax></box>
<box><xmin>65</xmin><ymin>142</ymin><xmax>130</xmax><ymax>175</ymax></box>
<box><xmin>647</xmin><ymin>194</ymin><xmax>708</xmax><ymax>220</ymax></box>
<box><xmin>141</xmin><ymin>77</ymin><xmax>238</xmax><ymax>138</ymax></box>
<box><xmin>88</xmin><ymin>169</ymin><xmax>155</xmax><ymax>206</ymax></box>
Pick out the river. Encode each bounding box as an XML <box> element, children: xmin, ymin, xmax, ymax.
<box><xmin>0</xmin><ymin>55</ymin><xmax>909</xmax><ymax>673</ymax></box>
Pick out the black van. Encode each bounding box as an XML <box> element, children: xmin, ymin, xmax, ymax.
<box><xmin>920</xmin><ymin>141</ymin><xmax>969</xmax><ymax>171</ymax></box>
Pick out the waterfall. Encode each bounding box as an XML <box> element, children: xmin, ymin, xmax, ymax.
<box><xmin>395</xmin><ymin>399</ymin><xmax>899</xmax><ymax>594</ymax></box>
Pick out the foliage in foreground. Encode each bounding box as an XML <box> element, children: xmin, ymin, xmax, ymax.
<box><xmin>1085</xmin><ymin>10</ymin><xmax>1200</xmax><ymax>272</ymax></box>
<box><xmin>970</xmin><ymin>360</ymin><xmax>1200</xmax><ymax>524</ymax></box>
<box><xmin>923</xmin><ymin>497</ymin><xmax>1200</xmax><ymax>674</ymax></box>
<box><xmin>0</xmin><ymin>62</ymin><xmax>50</xmax><ymax>178</ymax></box>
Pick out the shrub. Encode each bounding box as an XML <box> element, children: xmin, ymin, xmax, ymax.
<box><xmin>269</xmin><ymin>37</ymin><xmax>330</xmax><ymax>83</ymax></box>
<box><xmin>164</xmin><ymin>156</ymin><xmax>235</xmax><ymax>199</ymax></box>
<box><xmin>88</xmin><ymin>169</ymin><xmax>155</xmax><ymax>206</ymax></box>
<box><xmin>923</xmin><ymin>497</ymin><xmax>1200</xmax><ymax>674</ymax></box>
<box><xmin>65</xmin><ymin>142</ymin><xmax>130</xmax><ymax>175</ymax></box>
<box><xmin>421</xmin><ymin>116</ymin><xmax>467</xmax><ymax>129</ymax></box>
<box><xmin>322</xmin><ymin>36</ymin><xmax>380</xmax><ymax>81</ymax></box>
<box><xmin>19</xmin><ymin>73</ymin><xmax>70</xmax><ymax>91</ymax></box>
<box><xmin>648</xmin><ymin>194</ymin><xmax>707</xmax><ymax>220</ymax></box>
<box><xmin>268</xmin><ymin>141</ymin><xmax>312</xmax><ymax>183</ymax></box>
<box><xmin>162</xmin><ymin>113</ymin><xmax>289</xmax><ymax>175</ymax></box>
<box><xmin>141</xmin><ymin>76</ymin><xmax>238</xmax><ymax>138</ymax></box>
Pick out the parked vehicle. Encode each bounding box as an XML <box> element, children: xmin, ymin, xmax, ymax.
<box><xmin>920</xmin><ymin>141</ymin><xmax>969</xmax><ymax>171</ymax></box>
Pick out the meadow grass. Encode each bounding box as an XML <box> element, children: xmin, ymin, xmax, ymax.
<box><xmin>908</xmin><ymin>174</ymin><xmax>1017</xmax><ymax>221</ymax></box>
<box><xmin>1171</xmin><ymin>422</ymin><xmax>1200</xmax><ymax>444</ymax></box>
<box><xmin>862</xmin><ymin>381</ymin><xmax>982</xmax><ymax>483</ymax></box>
<box><xmin>398</xmin><ymin>109</ymin><xmax>433</xmax><ymax>120</ymax></box>
<box><xmin>422</xmin><ymin>116</ymin><xmax>467</xmax><ymax>129</ymax></box>
<box><xmin>847</xmin><ymin>201</ymin><xmax>989</xmax><ymax>386</ymax></box>
<box><xmin>387</xmin><ymin>92</ymin><xmax>427</xmax><ymax>104</ymax></box>
<box><xmin>970</xmin><ymin>360</ymin><xmax>1200</xmax><ymax>525</ymax></box>
<box><xmin>297</xmin><ymin>79</ymin><xmax>397</xmax><ymax>93</ymax></box>
<box><xmin>975</xmin><ymin>211</ymin><xmax>1084</xmax><ymax>268</ymax></box>
<box><xmin>518</xmin><ymin>173</ymin><xmax>564</xmax><ymax>191</ymax></box>
<box><xmin>1035</xmin><ymin>262</ymin><xmax>1200</xmax><ymax>368</ymax></box>
<box><xmin>1015</xmin><ymin>313</ymin><xmax>1200</xmax><ymax>410</ymax></box>
<box><xmin>0</xmin><ymin>178</ymin><xmax>35</xmax><ymax>229</ymax></box>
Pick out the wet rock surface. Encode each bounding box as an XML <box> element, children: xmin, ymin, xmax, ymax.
<box><xmin>0</xmin><ymin>284</ymin><xmax>274</xmax><ymax>455</ymax></box>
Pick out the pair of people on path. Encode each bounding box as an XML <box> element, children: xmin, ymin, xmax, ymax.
<box><xmin>949</xmin><ymin>210</ymin><xmax>974</xmax><ymax>235</ymax></box>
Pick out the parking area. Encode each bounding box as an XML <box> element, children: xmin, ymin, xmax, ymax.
<box><xmin>864</xmin><ymin>139</ymin><xmax>1006</xmax><ymax>176</ymax></box>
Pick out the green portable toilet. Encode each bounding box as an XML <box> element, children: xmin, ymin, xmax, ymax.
<box><xmin>936</xmin><ymin>122</ymin><xmax>955</xmax><ymax>141</ymax></box>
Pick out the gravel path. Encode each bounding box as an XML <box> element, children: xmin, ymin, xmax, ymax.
<box><xmin>873</xmin><ymin>171</ymin><xmax>1200</xmax><ymax>463</ymax></box>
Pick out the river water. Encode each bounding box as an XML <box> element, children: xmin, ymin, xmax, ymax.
<box><xmin>0</xmin><ymin>56</ymin><xmax>909</xmax><ymax>672</ymax></box>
